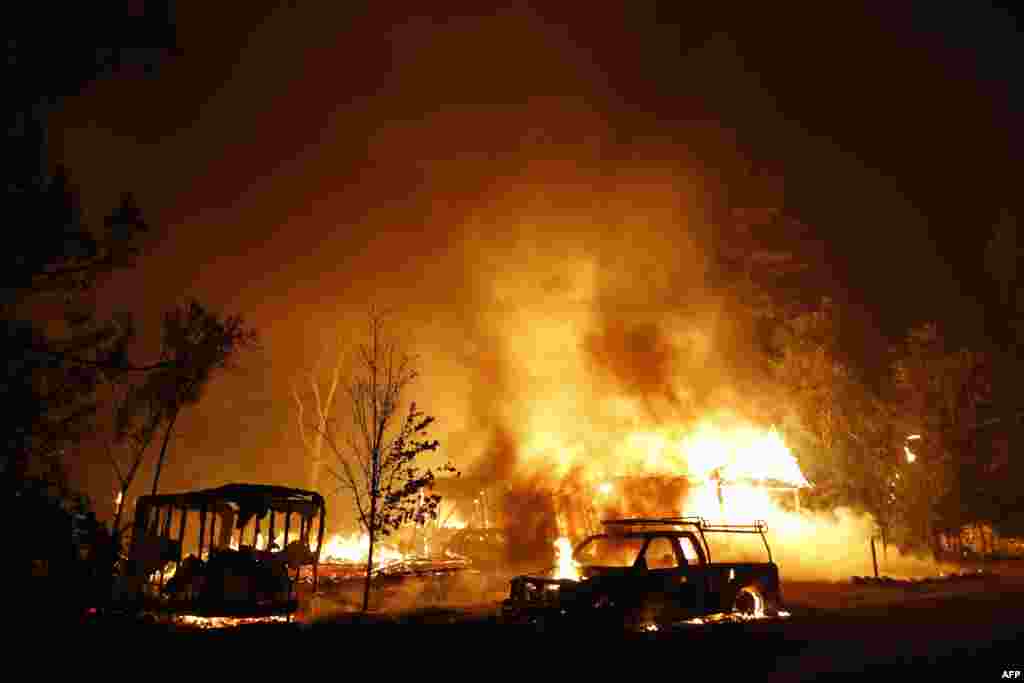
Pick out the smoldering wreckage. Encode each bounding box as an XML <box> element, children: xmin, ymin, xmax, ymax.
<box><xmin>87</xmin><ymin>486</ymin><xmax>788</xmax><ymax>631</ymax></box>
<box><xmin>56</xmin><ymin>417</ymin><xmax>989</xmax><ymax>633</ymax></box>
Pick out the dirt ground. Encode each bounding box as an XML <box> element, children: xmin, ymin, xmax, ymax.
<box><xmin>58</xmin><ymin>569</ymin><xmax>1024</xmax><ymax>680</ymax></box>
<box><xmin>301</xmin><ymin>561</ymin><xmax>1015</xmax><ymax>621</ymax></box>
<box><xmin>296</xmin><ymin>574</ymin><xmax>1024</xmax><ymax>679</ymax></box>
<box><xmin>781</xmin><ymin>576</ymin><xmax>992</xmax><ymax>612</ymax></box>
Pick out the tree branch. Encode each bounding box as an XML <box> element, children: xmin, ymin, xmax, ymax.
<box><xmin>105</xmin><ymin>440</ymin><xmax>126</xmax><ymax>487</ymax></box>
<box><xmin>292</xmin><ymin>381</ymin><xmax>313</xmax><ymax>453</ymax></box>
<box><xmin>27</xmin><ymin>343</ymin><xmax>174</xmax><ymax>373</ymax></box>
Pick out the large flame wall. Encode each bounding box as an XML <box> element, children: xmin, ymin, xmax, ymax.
<box><xmin>279</xmin><ymin>108</ymin><xmax>943</xmax><ymax>583</ymax></box>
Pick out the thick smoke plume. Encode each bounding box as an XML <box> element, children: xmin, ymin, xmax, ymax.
<box><xmin>753</xmin><ymin>507</ymin><xmax>956</xmax><ymax>582</ymax></box>
<box><xmin>206</xmin><ymin>10</ymin><xmax>936</xmax><ymax>583</ymax></box>
<box><xmin>584</xmin><ymin>320</ymin><xmax>689</xmax><ymax>423</ymax></box>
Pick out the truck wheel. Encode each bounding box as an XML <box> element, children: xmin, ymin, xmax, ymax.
<box><xmin>732</xmin><ymin>586</ymin><xmax>765</xmax><ymax>617</ymax></box>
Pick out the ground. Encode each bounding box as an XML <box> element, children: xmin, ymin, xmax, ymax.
<box><xmin>306</xmin><ymin>574</ymin><xmax>1024</xmax><ymax>678</ymax></box>
<box><xmin>61</xmin><ymin>563</ymin><xmax>1024</xmax><ymax>678</ymax></box>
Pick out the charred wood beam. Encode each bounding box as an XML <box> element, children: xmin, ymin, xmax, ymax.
<box><xmin>162</xmin><ymin>505</ymin><xmax>172</xmax><ymax>538</ymax></box>
<box><xmin>197</xmin><ymin>504</ymin><xmax>207</xmax><ymax>560</ymax></box>
<box><xmin>314</xmin><ymin>505</ymin><xmax>325</xmax><ymax>594</ymax></box>
<box><xmin>208</xmin><ymin>513</ymin><xmax>217</xmax><ymax>554</ymax></box>
<box><xmin>176</xmin><ymin>506</ymin><xmax>187</xmax><ymax>571</ymax></box>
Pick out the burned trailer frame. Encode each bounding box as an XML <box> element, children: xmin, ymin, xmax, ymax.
<box><xmin>119</xmin><ymin>484</ymin><xmax>326</xmax><ymax>619</ymax></box>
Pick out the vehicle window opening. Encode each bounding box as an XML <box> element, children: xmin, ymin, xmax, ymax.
<box><xmin>644</xmin><ymin>537</ymin><xmax>679</xmax><ymax>569</ymax></box>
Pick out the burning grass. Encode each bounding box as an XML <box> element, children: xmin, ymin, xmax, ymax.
<box><xmin>175</xmin><ymin>615</ymin><xmax>290</xmax><ymax>629</ymax></box>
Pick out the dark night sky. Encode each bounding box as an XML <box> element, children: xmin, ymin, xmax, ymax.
<box><xmin>53</xmin><ymin>3</ymin><xmax>1022</xmax><ymax>334</ymax></box>
<box><xmin>42</xmin><ymin>2</ymin><xmax>1022</xmax><ymax>507</ymax></box>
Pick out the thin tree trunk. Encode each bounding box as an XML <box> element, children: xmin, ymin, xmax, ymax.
<box><xmin>151</xmin><ymin>409</ymin><xmax>179</xmax><ymax>496</ymax></box>
<box><xmin>110</xmin><ymin>484</ymin><xmax>129</xmax><ymax>580</ymax></box>
<box><xmin>881</xmin><ymin>524</ymin><xmax>888</xmax><ymax>562</ymax></box>
<box><xmin>296</xmin><ymin>353</ymin><xmax>342</xmax><ymax>494</ymax></box>
<box><xmin>112</xmin><ymin>486</ymin><xmax>127</xmax><ymax>546</ymax></box>
<box><xmin>310</xmin><ymin>429</ymin><xmax>323</xmax><ymax>492</ymax></box>
<box><xmin>311</xmin><ymin>357</ymin><xmax>342</xmax><ymax>491</ymax></box>
<box><xmin>362</xmin><ymin>434</ymin><xmax>382</xmax><ymax>613</ymax></box>
<box><xmin>362</xmin><ymin>486</ymin><xmax>377</xmax><ymax>613</ymax></box>
<box><xmin>411</xmin><ymin>490</ymin><xmax>424</xmax><ymax>554</ymax></box>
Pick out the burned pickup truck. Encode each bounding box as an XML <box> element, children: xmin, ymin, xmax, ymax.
<box><xmin>502</xmin><ymin>517</ymin><xmax>785</xmax><ymax>630</ymax></box>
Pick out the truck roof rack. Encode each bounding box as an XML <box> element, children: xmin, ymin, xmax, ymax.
<box><xmin>602</xmin><ymin>516</ymin><xmax>707</xmax><ymax>527</ymax></box>
<box><xmin>700</xmin><ymin>521</ymin><xmax>769</xmax><ymax>534</ymax></box>
<box><xmin>601</xmin><ymin>517</ymin><xmax>767</xmax><ymax>532</ymax></box>
<box><xmin>599</xmin><ymin>517</ymin><xmax>772</xmax><ymax>563</ymax></box>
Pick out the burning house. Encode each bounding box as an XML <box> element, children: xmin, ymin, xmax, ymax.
<box><xmin>426</xmin><ymin>476</ymin><xmax>499</xmax><ymax>530</ymax></box>
<box><xmin>416</xmin><ymin>420</ymin><xmax>813</xmax><ymax>579</ymax></box>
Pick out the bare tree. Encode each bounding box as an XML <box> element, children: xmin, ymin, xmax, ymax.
<box><xmin>291</xmin><ymin>340</ymin><xmax>346</xmax><ymax>494</ymax></box>
<box><xmin>319</xmin><ymin>310</ymin><xmax>457</xmax><ymax>612</ymax></box>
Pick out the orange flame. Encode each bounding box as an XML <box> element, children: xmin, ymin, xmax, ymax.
<box><xmin>681</xmin><ymin>422</ymin><xmax>809</xmax><ymax>487</ymax></box>
<box><xmin>553</xmin><ymin>537</ymin><xmax>581</xmax><ymax>581</ymax></box>
<box><xmin>177</xmin><ymin>615</ymin><xmax>289</xmax><ymax>629</ymax></box>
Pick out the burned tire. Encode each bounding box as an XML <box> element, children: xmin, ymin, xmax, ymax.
<box><xmin>731</xmin><ymin>585</ymin><xmax>766</xmax><ymax>617</ymax></box>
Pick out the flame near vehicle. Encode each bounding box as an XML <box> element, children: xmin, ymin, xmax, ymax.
<box><xmin>513</xmin><ymin>413</ymin><xmax>947</xmax><ymax>583</ymax></box>
<box><xmin>176</xmin><ymin>615</ymin><xmax>290</xmax><ymax>629</ymax></box>
<box><xmin>553</xmin><ymin>537</ymin><xmax>581</xmax><ymax>581</ymax></box>
<box><xmin>318</xmin><ymin>533</ymin><xmax>405</xmax><ymax>565</ymax></box>
<box><xmin>682</xmin><ymin>422</ymin><xmax>809</xmax><ymax>489</ymax></box>
<box><xmin>153</xmin><ymin>529</ymin><xmax>412</xmax><ymax>585</ymax></box>
<box><xmin>547</xmin><ymin>417</ymin><xmax>812</xmax><ymax>532</ymax></box>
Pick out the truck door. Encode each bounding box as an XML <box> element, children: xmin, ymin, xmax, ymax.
<box><xmin>639</xmin><ymin>536</ymin><xmax>695</xmax><ymax>625</ymax></box>
<box><xmin>675</xmin><ymin>535</ymin><xmax>705</xmax><ymax>617</ymax></box>
<box><xmin>680</xmin><ymin>533</ymin><xmax>724</xmax><ymax>614</ymax></box>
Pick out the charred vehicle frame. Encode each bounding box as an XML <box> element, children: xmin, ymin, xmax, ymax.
<box><xmin>109</xmin><ymin>484</ymin><xmax>326</xmax><ymax>621</ymax></box>
<box><xmin>502</xmin><ymin>516</ymin><xmax>785</xmax><ymax>630</ymax></box>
